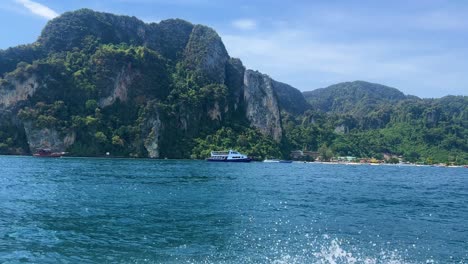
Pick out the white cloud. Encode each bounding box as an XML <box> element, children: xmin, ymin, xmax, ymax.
<box><xmin>232</xmin><ymin>19</ymin><xmax>257</xmax><ymax>30</ymax></box>
<box><xmin>14</xmin><ymin>0</ymin><xmax>58</xmax><ymax>19</ymax></box>
<box><xmin>222</xmin><ymin>29</ymin><xmax>468</xmax><ymax>97</ymax></box>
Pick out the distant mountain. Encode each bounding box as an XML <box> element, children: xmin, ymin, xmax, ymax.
<box><xmin>296</xmin><ymin>81</ymin><xmax>467</xmax><ymax>163</ymax></box>
<box><xmin>303</xmin><ymin>81</ymin><xmax>408</xmax><ymax>117</ymax></box>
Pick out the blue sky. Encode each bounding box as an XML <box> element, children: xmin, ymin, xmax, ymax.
<box><xmin>1</xmin><ymin>0</ymin><xmax>467</xmax><ymax>98</ymax></box>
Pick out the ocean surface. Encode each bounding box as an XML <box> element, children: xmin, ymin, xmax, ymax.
<box><xmin>0</xmin><ymin>156</ymin><xmax>467</xmax><ymax>263</ymax></box>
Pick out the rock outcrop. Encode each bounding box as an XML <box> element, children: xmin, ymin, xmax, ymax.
<box><xmin>23</xmin><ymin>122</ymin><xmax>75</xmax><ymax>152</ymax></box>
<box><xmin>145</xmin><ymin>19</ymin><xmax>194</xmax><ymax>61</ymax></box>
<box><xmin>183</xmin><ymin>25</ymin><xmax>229</xmax><ymax>84</ymax></box>
<box><xmin>141</xmin><ymin>102</ymin><xmax>163</xmax><ymax>158</ymax></box>
<box><xmin>225</xmin><ymin>58</ymin><xmax>245</xmax><ymax>111</ymax></box>
<box><xmin>208</xmin><ymin>102</ymin><xmax>221</xmax><ymax>121</ymax></box>
<box><xmin>143</xmin><ymin>116</ymin><xmax>162</xmax><ymax>158</ymax></box>
<box><xmin>0</xmin><ymin>74</ymin><xmax>39</xmax><ymax>109</ymax></box>
<box><xmin>98</xmin><ymin>64</ymin><xmax>136</xmax><ymax>108</ymax></box>
<box><xmin>243</xmin><ymin>70</ymin><xmax>282</xmax><ymax>142</ymax></box>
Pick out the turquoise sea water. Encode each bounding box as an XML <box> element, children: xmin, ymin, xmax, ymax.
<box><xmin>0</xmin><ymin>156</ymin><xmax>467</xmax><ymax>263</ymax></box>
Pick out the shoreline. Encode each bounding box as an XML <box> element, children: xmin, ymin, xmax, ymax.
<box><xmin>2</xmin><ymin>154</ymin><xmax>467</xmax><ymax>167</ymax></box>
<box><xmin>297</xmin><ymin>161</ymin><xmax>467</xmax><ymax>168</ymax></box>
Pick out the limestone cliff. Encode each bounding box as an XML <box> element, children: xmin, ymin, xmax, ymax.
<box><xmin>207</xmin><ymin>102</ymin><xmax>222</xmax><ymax>121</ymax></box>
<box><xmin>145</xmin><ymin>19</ymin><xmax>194</xmax><ymax>61</ymax></box>
<box><xmin>23</xmin><ymin>122</ymin><xmax>75</xmax><ymax>152</ymax></box>
<box><xmin>183</xmin><ymin>25</ymin><xmax>229</xmax><ymax>84</ymax></box>
<box><xmin>225</xmin><ymin>58</ymin><xmax>245</xmax><ymax>111</ymax></box>
<box><xmin>0</xmin><ymin>74</ymin><xmax>39</xmax><ymax>109</ymax></box>
<box><xmin>98</xmin><ymin>63</ymin><xmax>136</xmax><ymax>108</ymax></box>
<box><xmin>143</xmin><ymin>116</ymin><xmax>162</xmax><ymax>158</ymax></box>
<box><xmin>243</xmin><ymin>70</ymin><xmax>282</xmax><ymax>142</ymax></box>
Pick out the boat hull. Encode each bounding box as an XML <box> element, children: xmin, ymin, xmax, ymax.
<box><xmin>207</xmin><ymin>158</ymin><xmax>251</xmax><ymax>162</ymax></box>
<box><xmin>33</xmin><ymin>153</ymin><xmax>63</xmax><ymax>158</ymax></box>
<box><xmin>264</xmin><ymin>159</ymin><xmax>293</xmax><ymax>163</ymax></box>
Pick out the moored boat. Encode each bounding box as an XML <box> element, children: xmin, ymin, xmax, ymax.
<box><xmin>33</xmin><ymin>148</ymin><xmax>65</xmax><ymax>158</ymax></box>
<box><xmin>207</xmin><ymin>150</ymin><xmax>251</xmax><ymax>162</ymax></box>
<box><xmin>263</xmin><ymin>159</ymin><xmax>293</xmax><ymax>163</ymax></box>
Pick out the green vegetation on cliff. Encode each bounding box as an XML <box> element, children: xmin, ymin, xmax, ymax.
<box><xmin>0</xmin><ymin>9</ymin><xmax>466</xmax><ymax>164</ymax></box>
<box><xmin>0</xmin><ymin>9</ymin><xmax>281</xmax><ymax>159</ymax></box>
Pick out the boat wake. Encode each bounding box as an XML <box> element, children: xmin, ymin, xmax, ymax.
<box><xmin>182</xmin><ymin>234</ymin><xmax>436</xmax><ymax>264</ymax></box>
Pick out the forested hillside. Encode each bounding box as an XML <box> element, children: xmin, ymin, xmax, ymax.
<box><xmin>0</xmin><ymin>9</ymin><xmax>288</xmax><ymax>159</ymax></box>
<box><xmin>299</xmin><ymin>82</ymin><xmax>467</xmax><ymax>164</ymax></box>
<box><xmin>0</xmin><ymin>9</ymin><xmax>466</xmax><ymax>164</ymax></box>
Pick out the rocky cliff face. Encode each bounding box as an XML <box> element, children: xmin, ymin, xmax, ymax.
<box><xmin>98</xmin><ymin>63</ymin><xmax>136</xmax><ymax>108</ymax></box>
<box><xmin>207</xmin><ymin>102</ymin><xmax>222</xmax><ymax>121</ymax></box>
<box><xmin>142</xmin><ymin>107</ymin><xmax>162</xmax><ymax>158</ymax></box>
<box><xmin>0</xmin><ymin>74</ymin><xmax>39</xmax><ymax>109</ymax></box>
<box><xmin>225</xmin><ymin>58</ymin><xmax>245</xmax><ymax>111</ymax></box>
<box><xmin>23</xmin><ymin>122</ymin><xmax>75</xmax><ymax>152</ymax></box>
<box><xmin>243</xmin><ymin>70</ymin><xmax>282</xmax><ymax>142</ymax></box>
<box><xmin>183</xmin><ymin>25</ymin><xmax>229</xmax><ymax>84</ymax></box>
<box><xmin>145</xmin><ymin>19</ymin><xmax>193</xmax><ymax>61</ymax></box>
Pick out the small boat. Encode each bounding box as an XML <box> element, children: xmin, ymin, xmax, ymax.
<box><xmin>263</xmin><ymin>159</ymin><xmax>293</xmax><ymax>163</ymax></box>
<box><xmin>207</xmin><ymin>150</ymin><xmax>251</xmax><ymax>162</ymax></box>
<box><xmin>33</xmin><ymin>148</ymin><xmax>65</xmax><ymax>158</ymax></box>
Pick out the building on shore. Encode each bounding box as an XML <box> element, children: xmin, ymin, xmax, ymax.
<box><xmin>290</xmin><ymin>150</ymin><xmax>319</xmax><ymax>160</ymax></box>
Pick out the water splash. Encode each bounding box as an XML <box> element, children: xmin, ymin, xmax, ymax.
<box><xmin>314</xmin><ymin>239</ymin><xmax>358</xmax><ymax>264</ymax></box>
<box><xmin>311</xmin><ymin>238</ymin><xmax>409</xmax><ymax>264</ymax></box>
<box><xmin>180</xmin><ymin>234</ymin><xmax>426</xmax><ymax>264</ymax></box>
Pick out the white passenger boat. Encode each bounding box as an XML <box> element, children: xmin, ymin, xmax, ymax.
<box><xmin>207</xmin><ymin>150</ymin><xmax>251</xmax><ymax>162</ymax></box>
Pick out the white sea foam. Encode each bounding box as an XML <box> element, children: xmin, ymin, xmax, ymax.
<box><xmin>313</xmin><ymin>239</ymin><xmax>357</xmax><ymax>264</ymax></box>
<box><xmin>269</xmin><ymin>236</ymin><xmax>413</xmax><ymax>264</ymax></box>
<box><xmin>186</xmin><ymin>234</ymin><xmax>422</xmax><ymax>264</ymax></box>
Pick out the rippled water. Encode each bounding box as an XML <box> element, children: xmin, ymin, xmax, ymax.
<box><xmin>0</xmin><ymin>156</ymin><xmax>467</xmax><ymax>263</ymax></box>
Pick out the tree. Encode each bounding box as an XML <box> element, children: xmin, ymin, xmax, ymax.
<box><xmin>85</xmin><ymin>99</ymin><xmax>98</xmax><ymax>113</ymax></box>
<box><xmin>404</xmin><ymin>151</ymin><xmax>420</xmax><ymax>163</ymax></box>
<box><xmin>112</xmin><ymin>135</ymin><xmax>124</xmax><ymax>146</ymax></box>
<box><xmin>318</xmin><ymin>144</ymin><xmax>334</xmax><ymax>161</ymax></box>
<box><xmin>94</xmin><ymin>131</ymin><xmax>108</xmax><ymax>144</ymax></box>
